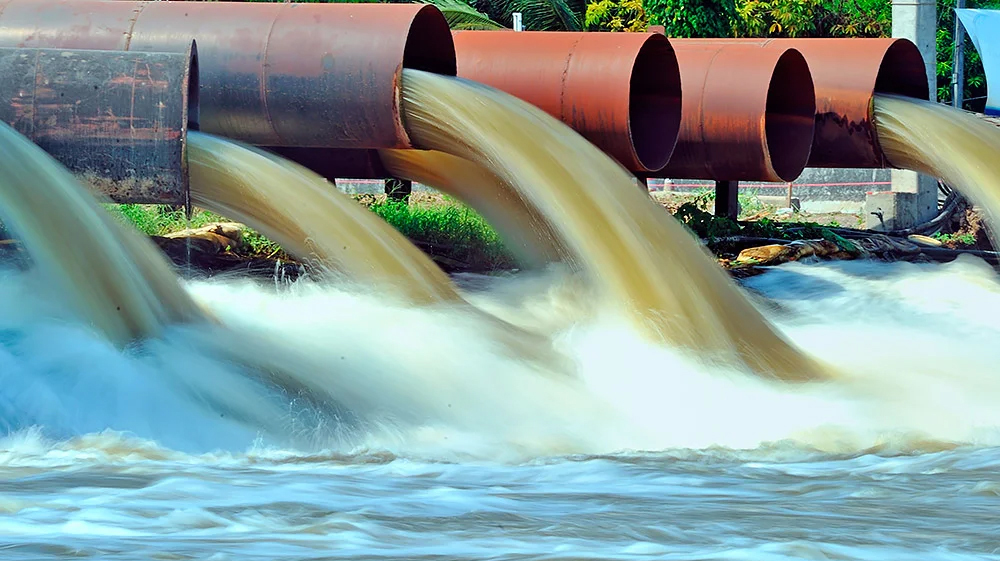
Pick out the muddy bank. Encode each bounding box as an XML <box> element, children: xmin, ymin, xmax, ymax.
<box><xmin>147</xmin><ymin>217</ymin><xmax>999</xmax><ymax>286</ymax></box>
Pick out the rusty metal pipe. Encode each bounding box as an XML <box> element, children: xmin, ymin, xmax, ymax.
<box><xmin>451</xmin><ymin>30</ymin><xmax>681</xmax><ymax>172</ymax></box>
<box><xmin>0</xmin><ymin>45</ymin><xmax>197</xmax><ymax>205</ymax></box>
<box><xmin>661</xmin><ymin>42</ymin><xmax>816</xmax><ymax>182</ymax></box>
<box><xmin>678</xmin><ymin>38</ymin><xmax>929</xmax><ymax>168</ymax></box>
<box><xmin>0</xmin><ymin>0</ymin><xmax>456</xmax><ymax>149</ymax></box>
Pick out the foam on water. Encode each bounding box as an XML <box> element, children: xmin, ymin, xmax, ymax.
<box><xmin>2</xmin><ymin>257</ymin><xmax>998</xmax><ymax>558</ymax></box>
<box><xmin>1</xmin><ymin>254</ymin><xmax>1000</xmax><ymax>462</ymax></box>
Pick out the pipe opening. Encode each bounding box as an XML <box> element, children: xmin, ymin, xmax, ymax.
<box><xmin>186</xmin><ymin>40</ymin><xmax>200</xmax><ymax>132</ymax></box>
<box><xmin>628</xmin><ymin>35</ymin><xmax>681</xmax><ymax>171</ymax></box>
<box><xmin>764</xmin><ymin>49</ymin><xmax>815</xmax><ymax>181</ymax></box>
<box><xmin>402</xmin><ymin>4</ymin><xmax>457</xmax><ymax>76</ymax></box>
<box><xmin>874</xmin><ymin>39</ymin><xmax>929</xmax><ymax>100</ymax></box>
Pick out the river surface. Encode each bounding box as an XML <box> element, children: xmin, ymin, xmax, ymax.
<box><xmin>2</xmin><ymin>258</ymin><xmax>1000</xmax><ymax>560</ymax></box>
<box><xmin>2</xmin><ymin>441</ymin><xmax>1000</xmax><ymax>560</ymax></box>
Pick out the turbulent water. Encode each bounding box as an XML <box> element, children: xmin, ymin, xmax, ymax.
<box><xmin>187</xmin><ymin>132</ymin><xmax>461</xmax><ymax>305</ymax></box>
<box><xmin>379</xmin><ymin>148</ymin><xmax>568</xmax><ymax>269</ymax></box>
<box><xmin>398</xmin><ymin>69</ymin><xmax>826</xmax><ymax>382</ymax></box>
<box><xmin>1</xmin><ymin>57</ymin><xmax>999</xmax><ymax>559</ymax></box>
<box><xmin>0</xmin><ymin>123</ymin><xmax>204</xmax><ymax>344</ymax></box>
<box><xmin>2</xmin><ymin>258</ymin><xmax>1000</xmax><ymax>558</ymax></box>
<box><xmin>874</xmin><ymin>94</ymin><xmax>1000</xmax><ymax>241</ymax></box>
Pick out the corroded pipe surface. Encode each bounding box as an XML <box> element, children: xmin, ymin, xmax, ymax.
<box><xmin>0</xmin><ymin>0</ymin><xmax>456</xmax><ymax>149</ymax></box>
<box><xmin>0</xmin><ymin>45</ymin><xmax>196</xmax><ymax>204</ymax></box>
<box><xmin>452</xmin><ymin>30</ymin><xmax>681</xmax><ymax>172</ymax></box>
<box><xmin>678</xmin><ymin>38</ymin><xmax>928</xmax><ymax>168</ymax></box>
<box><xmin>663</xmin><ymin>42</ymin><xmax>816</xmax><ymax>182</ymax></box>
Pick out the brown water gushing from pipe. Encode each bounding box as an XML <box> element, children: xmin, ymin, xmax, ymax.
<box><xmin>451</xmin><ymin>31</ymin><xmax>682</xmax><ymax>172</ymax></box>
<box><xmin>873</xmin><ymin>95</ymin><xmax>1000</xmax><ymax>242</ymax></box>
<box><xmin>399</xmin><ymin>69</ymin><xmax>830</xmax><ymax>382</ymax></box>
<box><xmin>678</xmin><ymin>38</ymin><xmax>928</xmax><ymax>169</ymax></box>
<box><xmin>187</xmin><ymin>132</ymin><xmax>574</xmax><ymax>375</ymax></box>
<box><xmin>0</xmin><ymin>122</ymin><xmax>204</xmax><ymax>345</ymax></box>
<box><xmin>187</xmin><ymin>132</ymin><xmax>462</xmax><ymax>306</ymax></box>
<box><xmin>378</xmin><ymin>149</ymin><xmax>568</xmax><ymax>269</ymax></box>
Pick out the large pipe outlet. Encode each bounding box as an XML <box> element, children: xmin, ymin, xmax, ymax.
<box><xmin>663</xmin><ymin>42</ymin><xmax>816</xmax><ymax>182</ymax></box>
<box><xmin>0</xmin><ymin>45</ymin><xmax>197</xmax><ymax>205</ymax></box>
<box><xmin>452</xmin><ymin>31</ymin><xmax>682</xmax><ymax>172</ymax></box>
<box><xmin>0</xmin><ymin>0</ymin><xmax>456</xmax><ymax>149</ymax></box>
<box><xmin>682</xmin><ymin>38</ymin><xmax>928</xmax><ymax>168</ymax></box>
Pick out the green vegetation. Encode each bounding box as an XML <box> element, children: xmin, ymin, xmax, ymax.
<box><xmin>105</xmin><ymin>196</ymin><xmax>516</xmax><ymax>272</ymax></box>
<box><xmin>585</xmin><ymin>0</ymin><xmax>647</xmax><ymax>31</ymax></box>
<box><xmin>933</xmin><ymin>231</ymin><xmax>978</xmax><ymax>246</ymax></box>
<box><xmin>106</xmin><ymin>191</ymin><xmax>872</xmax><ymax>273</ymax></box>
<box><xmin>646</xmin><ymin>0</ymin><xmax>737</xmax><ymax>36</ymax></box>
<box><xmin>105</xmin><ymin>204</ymin><xmax>283</xmax><ymax>256</ymax></box>
<box><xmin>671</xmin><ymin>191</ymin><xmax>858</xmax><ymax>252</ymax></box>
<box><xmin>107</xmin><ymin>204</ymin><xmax>220</xmax><ymax>236</ymax></box>
<box><xmin>365</xmin><ymin>197</ymin><xmax>517</xmax><ymax>270</ymax></box>
<box><xmin>935</xmin><ymin>0</ymin><xmax>999</xmax><ymax>111</ymax></box>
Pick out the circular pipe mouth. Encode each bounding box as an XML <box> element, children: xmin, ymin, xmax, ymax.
<box><xmin>874</xmin><ymin>39</ymin><xmax>929</xmax><ymax>100</ymax></box>
<box><xmin>764</xmin><ymin>49</ymin><xmax>816</xmax><ymax>182</ymax></box>
<box><xmin>628</xmin><ymin>34</ymin><xmax>682</xmax><ymax>172</ymax></box>
<box><xmin>402</xmin><ymin>4</ymin><xmax>457</xmax><ymax>76</ymax></box>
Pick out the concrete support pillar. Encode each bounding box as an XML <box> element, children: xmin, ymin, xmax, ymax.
<box><xmin>868</xmin><ymin>0</ymin><xmax>940</xmax><ymax>230</ymax></box>
<box><xmin>893</xmin><ymin>0</ymin><xmax>937</xmax><ymax>99</ymax></box>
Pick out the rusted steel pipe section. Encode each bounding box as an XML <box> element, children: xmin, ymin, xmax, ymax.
<box><xmin>452</xmin><ymin>31</ymin><xmax>682</xmax><ymax>172</ymax></box>
<box><xmin>0</xmin><ymin>0</ymin><xmax>456</xmax><ymax>149</ymax></box>
<box><xmin>661</xmin><ymin>42</ymin><xmax>816</xmax><ymax>182</ymax></box>
<box><xmin>0</xmin><ymin>45</ymin><xmax>197</xmax><ymax>204</ymax></box>
<box><xmin>678</xmin><ymin>38</ymin><xmax>929</xmax><ymax>168</ymax></box>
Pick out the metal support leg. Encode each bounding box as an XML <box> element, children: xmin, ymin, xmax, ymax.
<box><xmin>714</xmin><ymin>180</ymin><xmax>739</xmax><ymax>220</ymax></box>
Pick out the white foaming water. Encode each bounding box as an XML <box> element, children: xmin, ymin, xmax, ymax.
<box><xmin>2</xmin><ymin>258</ymin><xmax>1000</xmax><ymax>558</ymax></box>
<box><xmin>1</xmin><ymin>256</ymin><xmax>1000</xmax><ymax>458</ymax></box>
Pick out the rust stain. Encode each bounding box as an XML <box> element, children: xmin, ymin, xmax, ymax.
<box><xmin>0</xmin><ymin>46</ymin><xmax>192</xmax><ymax>204</ymax></box>
<box><xmin>0</xmin><ymin>0</ymin><xmax>457</xmax><ymax>154</ymax></box>
<box><xmin>676</xmin><ymin>38</ymin><xmax>927</xmax><ymax>169</ymax></box>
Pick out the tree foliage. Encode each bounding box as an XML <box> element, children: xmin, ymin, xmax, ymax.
<box><xmin>735</xmin><ymin>0</ymin><xmax>818</xmax><ymax>36</ymax></box>
<box><xmin>427</xmin><ymin>0</ymin><xmax>506</xmax><ymax>28</ymax></box>
<box><xmin>584</xmin><ymin>0</ymin><xmax>648</xmax><ymax>31</ymax></box>
<box><xmin>470</xmin><ymin>0</ymin><xmax>587</xmax><ymax>29</ymax></box>
<box><xmin>936</xmin><ymin>0</ymin><xmax>1000</xmax><ymax>111</ymax></box>
<box><xmin>643</xmin><ymin>0</ymin><xmax>737</xmax><ymax>37</ymax></box>
<box><xmin>734</xmin><ymin>0</ymin><xmax>888</xmax><ymax>37</ymax></box>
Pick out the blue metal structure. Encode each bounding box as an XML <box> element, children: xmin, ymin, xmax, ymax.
<box><xmin>957</xmin><ymin>8</ymin><xmax>1000</xmax><ymax>115</ymax></box>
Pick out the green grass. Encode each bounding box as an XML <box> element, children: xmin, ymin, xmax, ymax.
<box><xmin>106</xmin><ymin>193</ymin><xmax>870</xmax><ymax>273</ymax></box>
<box><xmin>367</xmin><ymin>199</ymin><xmax>515</xmax><ymax>270</ymax></box>
<box><xmin>105</xmin><ymin>198</ymin><xmax>516</xmax><ymax>271</ymax></box>
<box><xmin>105</xmin><ymin>204</ymin><xmax>223</xmax><ymax>236</ymax></box>
<box><xmin>104</xmin><ymin>204</ymin><xmax>283</xmax><ymax>256</ymax></box>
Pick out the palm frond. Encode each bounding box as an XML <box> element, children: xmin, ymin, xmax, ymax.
<box><xmin>505</xmin><ymin>0</ymin><xmax>584</xmax><ymax>30</ymax></box>
<box><xmin>419</xmin><ymin>0</ymin><xmax>507</xmax><ymax>29</ymax></box>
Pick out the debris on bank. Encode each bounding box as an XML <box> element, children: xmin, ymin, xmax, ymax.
<box><xmin>150</xmin><ymin>222</ymin><xmax>304</xmax><ymax>280</ymax></box>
